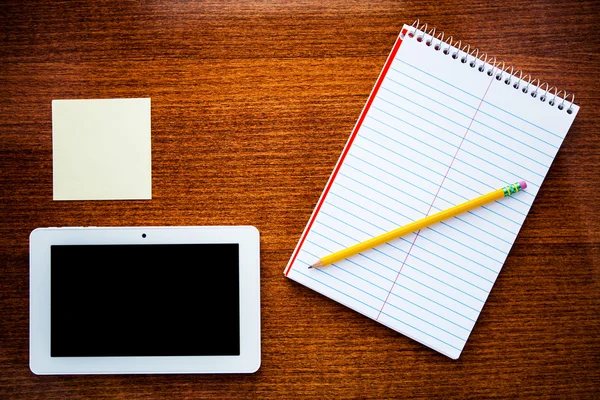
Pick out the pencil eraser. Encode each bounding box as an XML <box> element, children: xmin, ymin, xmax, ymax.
<box><xmin>519</xmin><ymin>181</ymin><xmax>527</xmax><ymax>189</ymax></box>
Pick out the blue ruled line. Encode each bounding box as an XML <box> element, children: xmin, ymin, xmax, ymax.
<box><xmin>343</xmin><ymin>160</ymin><xmax>519</xmax><ymax>237</ymax></box>
<box><xmin>329</xmin><ymin>185</ymin><xmax>505</xmax><ymax>276</ymax></box>
<box><xmin>369</xmin><ymin>100</ymin><xmax>542</xmax><ymax>192</ymax></box>
<box><xmin>381</xmin><ymin>79</ymin><xmax>555</xmax><ymax>160</ymax></box>
<box><xmin>378</xmin><ymin>89</ymin><xmax>552</xmax><ymax>170</ymax></box>
<box><xmin>370</xmin><ymin>101</ymin><xmax>545</xmax><ymax>183</ymax></box>
<box><xmin>375</xmin><ymin>95</ymin><xmax>547</xmax><ymax>180</ymax></box>
<box><xmin>293</xmin><ymin>266</ymin><xmax>379</xmax><ymax>313</ymax></box>
<box><xmin>322</xmin><ymin>200</ymin><xmax>496</xmax><ymax>289</ymax></box>
<box><xmin>349</xmin><ymin>145</ymin><xmax>525</xmax><ymax>228</ymax></box>
<box><xmin>293</xmin><ymin>262</ymin><xmax>465</xmax><ymax>350</ymax></box>
<box><xmin>307</xmin><ymin>232</ymin><xmax>484</xmax><ymax>315</ymax></box>
<box><xmin>393</xmin><ymin>59</ymin><xmax>564</xmax><ymax>141</ymax></box>
<box><xmin>312</xmin><ymin>216</ymin><xmax>492</xmax><ymax>298</ymax></box>
<box><xmin>359</xmin><ymin>125</ymin><xmax>530</xmax><ymax>214</ymax></box>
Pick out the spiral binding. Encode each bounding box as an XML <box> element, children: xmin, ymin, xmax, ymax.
<box><xmin>406</xmin><ymin>20</ymin><xmax>576</xmax><ymax>114</ymax></box>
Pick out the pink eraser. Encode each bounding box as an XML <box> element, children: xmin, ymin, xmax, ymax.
<box><xmin>519</xmin><ymin>181</ymin><xmax>527</xmax><ymax>189</ymax></box>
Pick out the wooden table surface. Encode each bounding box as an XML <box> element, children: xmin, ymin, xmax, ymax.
<box><xmin>1</xmin><ymin>0</ymin><xmax>599</xmax><ymax>398</ymax></box>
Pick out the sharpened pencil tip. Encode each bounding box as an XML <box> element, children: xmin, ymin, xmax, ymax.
<box><xmin>307</xmin><ymin>266</ymin><xmax>312</xmax><ymax>269</ymax></box>
<box><xmin>310</xmin><ymin>260</ymin><xmax>324</xmax><ymax>269</ymax></box>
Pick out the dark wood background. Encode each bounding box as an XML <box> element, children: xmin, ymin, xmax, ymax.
<box><xmin>1</xmin><ymin>0</ymin><xmax>598</xmax><ymax>398</ymax></box>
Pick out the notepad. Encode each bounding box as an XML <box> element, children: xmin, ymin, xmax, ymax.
<box><xmin>284</xmin><ymin>23</ymin><xmax>579</xmax><ymax>359</ymax></box>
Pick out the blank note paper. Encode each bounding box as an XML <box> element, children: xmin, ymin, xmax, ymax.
<box><xmin>52</xmin><ymin>98</ymin><xmax>151</xmax><ymax>201</ymax></box>
<box><xmin>284</xmin><ymin>24</ymin><xmax>578</xmax><ymax>359</ymax></box>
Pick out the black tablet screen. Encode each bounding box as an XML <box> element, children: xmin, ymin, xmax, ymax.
<box><xmin>50</xmin><ymin>244</ymin><xmax>240</xmax><ymax>357</ymax></box>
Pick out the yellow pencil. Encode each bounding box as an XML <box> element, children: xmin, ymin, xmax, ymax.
<box><xmin>309</xmin><ymin>181</ymin><xmax>527</xmax><ymax>269</ymax></box>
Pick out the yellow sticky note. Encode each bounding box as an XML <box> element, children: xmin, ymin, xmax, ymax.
<box><xmin>52</xmin><ymin>98</ymin><xmax>151</xmax><ymax>200</ymax></box>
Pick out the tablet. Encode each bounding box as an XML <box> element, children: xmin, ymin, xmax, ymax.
<box><xmin>29</xmin><ymin>226</ymin><xmax>260</xmax><ymax>375</ymax></box>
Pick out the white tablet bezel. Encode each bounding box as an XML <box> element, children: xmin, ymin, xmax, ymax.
<box><xmin>30</xmin><ymin>226</ymin><xmax>260</xmax><ymax>375</ymax></box>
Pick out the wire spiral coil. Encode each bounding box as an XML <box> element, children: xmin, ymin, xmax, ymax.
<box><xmin>406</xmin><ymin>20</ymin><xmax>575</xmax><ymax>114</ymax></box>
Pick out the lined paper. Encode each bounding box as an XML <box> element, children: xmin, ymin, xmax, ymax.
<box><xmin>285</xmin><ymin>25</ymin><xmax>578</xmax><ymax>359</ymax></box>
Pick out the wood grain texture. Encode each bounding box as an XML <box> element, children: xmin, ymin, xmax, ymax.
<box><xmin>1</xmin><ymin>0</ymin><xmax>599</xmax><ymax>398</ymax></box>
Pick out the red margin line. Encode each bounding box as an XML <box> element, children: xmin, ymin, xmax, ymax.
<box><xmin>284</xmin><ymin>30</ymin><xmax>408</xmax><ymax>276</ymax></box>
<box><xmin>375</xmin><ymin>74</ymin><xmax>496</xmax><ymax>320</ymax></box>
